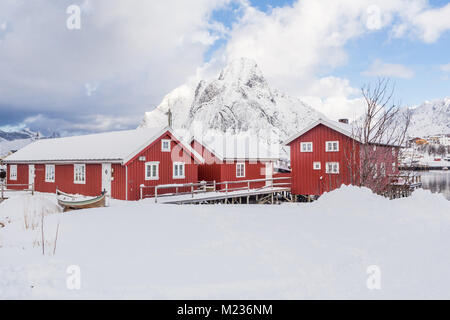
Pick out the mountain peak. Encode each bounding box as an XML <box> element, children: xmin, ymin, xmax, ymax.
<box><xmin>141</xmin><ymin>58</ymin><xmax>325</xmax><ymax>147</ymax></box>
<box><xmin>218</xmin><ymin>58</ymin><xmax>267</xmax><ymax>89</ymax></box>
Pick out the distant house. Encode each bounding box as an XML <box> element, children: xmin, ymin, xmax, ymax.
<box><xmin>3</xmin><ymin>127</ymin><xmax>204</xmax><ymax>200</ymax></box>
<box><xmin>284</xmin><ymin>118</ymin><xmax>400</xmax><ymax>196</ymax></box>
<box><xmin>190</xmin><ymin>133</ymin><xmax>282</xmax><ymax>190</ymax></box>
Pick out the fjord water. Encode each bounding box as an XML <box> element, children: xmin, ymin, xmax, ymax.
<box><xmin>420</xmin><ymin>171</ymin><xmax>450</xmax><ymax>200</ymax></box>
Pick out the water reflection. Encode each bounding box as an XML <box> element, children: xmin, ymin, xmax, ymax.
<box><xmin>420</xmin><ymin>171</ymin><xmax>450</xmax><ymax>200</ymax></box>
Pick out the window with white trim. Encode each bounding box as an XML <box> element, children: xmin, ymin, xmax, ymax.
<box><xmin>300</xmin><ymin>142</ymin><xmax>313</xmax><ymax>152</ymax></box>
<box><xmin>161</xmin><ymin>139</ymin><xmax>171</xmax><ymax>152</ymax></box>
<box><xmin>325</xmin><ymin>162</ymin><xmax>339</xmax><ymax>174</ymax></box>
<box><xmin>173</xmin><ymin>162</ymin><xmax>185</xmax><ymax>179</ymax></box>
<box><xmin>45</xmin><ymin>165</ymin><xmax>55</xmax><ymax>183</ymax></box>
<box><xmin>392</xmin><ymin>147</ymin><xmax>396</xmax><ymax>156</ymax></box>
<box><xmin>392</xmin><ymin>162</ymin><xmax>396</xmax><ymax>173</ymax></box>
<box><xmin>380</xmin><ymin>163</ymin><xmax>386</xmax><ymax>176</ymax></box>
<box><xmin>325</xmin><ymin>141</ymin><xmax>339</xmax><ymax>152</ymax></box>
<box><xmin>74</xmin><ymin>164</ymin><xmax>86</xmax><ymax>184</ymax></box>
<box><xmin>145</xmin><ymin>162</ymin><xmax>159</xmax><ymax>180</ymax></box>
<box><xmin>313</xmin><ymin>162</ymin><xmax>321</xmax><ymax>170</ymax></box>
<box><xmin>236</xmin><ymin>162</ymin><xmax>245</xmax><ymax>178</ymax></box>
<box><xmin>373</xmin><ymin>163</ymin><xmax>378</xmax><ymax>178</ymax></box>
<box><xmin>9</xmin><ymin>165</ymin><xmax>17</xmax><ymax>180</ymax></box>
<box><xmin>373</xmin><ymin>145</ymin><xmax>377</xmax><ymax>151</ymax></box>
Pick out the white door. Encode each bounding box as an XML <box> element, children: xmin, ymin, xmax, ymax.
<box><xmin>265</xmin><ymin>162</ymin><xmax>273</xmax><ymax>187</ymax></box>
<box><xmin>28</xmin><ymin>165</ymin><xmax>35</xmax><ymax>187</ymax></box>
<box><xmin>102</xmin><ymin>163</ymin><xmax>112</xmax><ymax>196</ymax></box>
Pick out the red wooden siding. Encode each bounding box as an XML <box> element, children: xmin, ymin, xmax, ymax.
<box><xmin>191</xmin><ymin>139</ymin><xmax>271</xmax><ymax>189</ymax></box>
<box><xmin>289</xmin><ymin>124</ymin><xmax>360</xmax><ymax>195</ymax></box>
<box><xmin>111</xmin><ymin>164</ymin><xmax>126</xmax><ymax>200</ymax></box>
<box><xmin>6</xmin><ymin>164</ymin><xmax>29</xmax><ymax>189</ymax></box>
<box><xmin>288</xmin><ymin>124</ymin><xmax>400</xmax><ymax>196</ymax></box>
<box><xmin>127</xmin><ymin>132</ymin><xmax>199</xmax><ymax>200</ymax></box>
<box><xmin>34</xmin><ymin>164</ymin><xmax>55</xmax><ymax>193</ymax></box>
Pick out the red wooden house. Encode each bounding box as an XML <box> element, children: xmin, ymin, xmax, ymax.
<box><xmin>190</xmin><ymin>133</ymin><xmax>282</xmax><ymax>189</ymax></box>
<box><xmin>284</xmin><ymin>118</ymin><xmax>400</xmax><ymax>196</ymax></box>
<box><xmin>4</xmin><ymin>127</ymin><xmax>204</xmax><ymax>201</ymax></box>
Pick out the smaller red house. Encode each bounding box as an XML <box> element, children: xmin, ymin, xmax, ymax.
<box><xmin>190</xmin><ymin>133</ymin><xmax>282</xmax><ymax>189</ymax></box>
<box><xmin>284</xmin><ymin>118</ymin><xmax>401</xmax><ymax>196</ymax></box>
<box><xmin>4</xmin><ymin>126</ymin><xmax>204</xmax><ymax>201</ymax></box>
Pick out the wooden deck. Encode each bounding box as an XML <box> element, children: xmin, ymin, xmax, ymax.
<box><xmin>140</xmin><ymin>177</ymin><xmax>293</xmax><ymax>204</ymax></box>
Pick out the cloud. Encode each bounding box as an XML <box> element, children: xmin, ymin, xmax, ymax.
<box><xmin>440</xmin><ymin>63</ymin><xmax>450</xmax><ymax>73</ymax></box>
<box><xmin>0</xmin><ymin>0</ymin><xmax>230</xmax><ymax>132</ymax></box>
<box><xmin>362</xmin><ymin>59</ymin><xmax>415</xmax><ymax>79</ymax></box>
<box><xmin>1</xmin><ymin>0</ymin><xmax>450</xmax><ymax>133</ymax></box>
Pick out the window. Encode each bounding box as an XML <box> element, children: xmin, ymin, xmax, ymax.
<box><xmin>74</xmin><ymin>164</ymin><xmax>86</xmax><ymax>184</ymax></box>
<box><xmin>301</xmin><ymin>142</ymin><xmax>313</xmax><ymax>152</ymax></box>
<box><xmin>325</xmin><ymin>141</ymin><xmax>339</xmax><ymax>152</ymax></box>
<box><xmin>161</xmin><ymin>139</ymin><xmax>171</xmax><ymax>152</ymax></box>
<box><xmin>145</xmin><ymin>162</ymin><xmax>159</xmax><ymax>180</ymax></box>
<box><xmin>236</xmin><ymin>162</ymin><xmax>245</xmax><ymax>178</ymax></box>
<box><xmin>325</xmin><ymin>162</ymin><xmax>339</xmax><ymax>174</ymax></box>
<box><xmin>313</xmin><ymin>162</ymin><xmax>321</xmax><ymax>170</ymax></box>
<box><xmin>392</xmin><ymin>162</ymin><xmax>396</xmax><ymax>173</ymax></box>
<box><xmin>9</xmin><ymin>165</ymin><xmax>17</xmax><ymax>180</ymax></box>
<box><xmin>380</xmin><ymin>163</ymin><xmax>386</xmax><ymax>176</ymax></box>
<box><xmin>45</xmin><ymin>165</ymin><xmax>55</xmax><ymax>183</ymax></box>
<box><xmin>373</xmin><ymin>145</ymin><xmax>377</xmax><ymax>151</ymax></box>
<box><xmin>392</xmin><ymin>147</ymin><xmax>396</xmax><ymax>156</ymax></box>
<box><xmin>173</xmin><ymin>162</ymin><xmax>185</xmax><ymax>179</ymax></box>
<box><xmin>373</xmin><ymin>164</ymin><xmax>378</xmax><ymax>178</ymax></box>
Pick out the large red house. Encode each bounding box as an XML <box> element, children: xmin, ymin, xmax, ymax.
<box><xmin>284</xmin><ymin>118</ymin><xmax>400</xmax><ymax>196</ymax></box>
<box><xmin>4</xmin><ymin>127</ymin><xmax>204</xmax><ymax>201</ymax></box>
<box><xmin>190</xmin><ymin>133</ymin><xmax>281</xmax><ymax>190</ymax></box>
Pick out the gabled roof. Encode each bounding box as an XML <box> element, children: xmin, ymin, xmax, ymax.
<box><xmin>4</xmin><ymin>126</ymin><xmax>204</xmax><ymax>165</ymax></box>
<box><xmin>284</xmin><ymin>118</ymin><xmax>402</xmax><ymax>147</ymax></box>
<box><xmin>190</xmin><ymin>132</ymin><xmax>280</xmax><ymax>161</ymax></box>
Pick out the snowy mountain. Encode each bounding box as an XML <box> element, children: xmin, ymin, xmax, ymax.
<box><xmin>0</xmin><ymin>129</ymin><xmax>59</xmax><ymax>158</ymax></box>
<box><xmin>407</xmin><ymin>98</ymin><xmax>450</xmax><ymax>137</ymax></box>
<box><xmin>141</xmin><ymin>58</ymin><xmax>326</xmax><ymax>145</ymax></box>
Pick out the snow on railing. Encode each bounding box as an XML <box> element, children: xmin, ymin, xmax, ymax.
<box><xmin>0</xmin><ymin>182</ymin><xmax>34</xmax><ymax>199</ymax></box>
<box><xmin>139</xmin><ymin>177</ymin><xmax>291</xmax><ymax>203</ymax></box>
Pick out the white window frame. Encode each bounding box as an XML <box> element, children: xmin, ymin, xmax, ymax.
<box><xmin>325</xmin><ymin>141</ymin><xmax>339</xmax><ymax>152</ymax></box>
<box><xmin>161</xmin><ymin>139</ymin><xmax>171</xmax><ymax>152</ymax></box>
<box><xmin>173</xmin><ymin>162</ymin><xmax>185</xmax><ymax>179</ymax></box>
<box><xmin>325</xmin><ymin>162</ymin><xmax>339</xmax><ymax>174</ymax></box>
<box><xmin>380</xmin><ymin>162</ymin><xmax>386</xmax><ymax>176</ymax></box>
<box><xmin>392</xmin><ymin>162</ymin><xmax>396</xmax><ymax>173</ymax></box>
<box><xmin>9</xmin><ymin>165</ymin><xmax>17</xmax><ymax>181</ymax></box>
<box><xmin>145</xmin><ymin>162</ymin><xmax>159</xmax><ymax>180</ymax></box>
<box><xmin>74</xmin><ymin>164</ymin><xmax>86</xmax><ymax>184</ymax></box>
<box><xmin>373</xmin><ymin>163</ymin><xmax>378</xmax><ymax>178</ymax></box>
<box><xmin>300</xmin><ymin>142</ymin><xmax>313</xmax><ymax>152</ymax></box>
<box><xmin>313</xmin><ymin>162</ymin><xmax>321</xmax><ymax>170</ymax></box>
<box><xmin>45</xmin><ymin>164</ymin><xmax>55</xmax><ymax>183</ymax></box>
<box><xmin>236</xmin><ymin>162</ymin><xmax>246</xmax><ymax>178</ymax></box>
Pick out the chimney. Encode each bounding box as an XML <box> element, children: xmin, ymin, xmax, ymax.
<box><xmin>338</xmin><ymin>118</ymin><xmax>349</xmax><ymax>124</ymax></box>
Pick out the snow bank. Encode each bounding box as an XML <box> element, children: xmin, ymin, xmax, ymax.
<box><xmin>1</xmin><ymin>186</ymin><xmax>450</xmax><ymax>299</ymax></box>
<box><xmin>0</xmin><ymin>194</ymin><xmax>62</xmax><ymax>226</ymax></box>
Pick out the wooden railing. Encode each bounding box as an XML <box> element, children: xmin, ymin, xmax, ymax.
<box><xmin>139</xmin><ymin>177</ymin><xmax>291</xmax><ymax>203</ymax></box>
<box><xmin>0</xmin><ymin>182</ymin><xmax>35</xmax><ymax>199</ymax></box>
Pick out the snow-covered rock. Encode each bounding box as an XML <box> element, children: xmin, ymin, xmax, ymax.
<box><xmin>407</xmin><ymin>98</ymin><xmax>450</xmax><ymax>137</ymax></box>
<box><xmin>141</xmin><ymin>58</ymin><xmax>326</xmax><ymax>145</ymax></box>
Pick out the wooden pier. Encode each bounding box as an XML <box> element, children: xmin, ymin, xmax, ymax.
<box><xmin>139</xmin><ymin>177</ymin><xmax>293</xmax><ymax>205</ymax></box>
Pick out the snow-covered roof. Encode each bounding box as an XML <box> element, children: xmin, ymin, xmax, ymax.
<box><xmin>4</xmin><ymin>127</ymin><xmax>204</xmax><ymax>164</ymax></box>
<box><xmin>284</xmin><ymin>118</ymin><xmax>402</xmax><ymax>147</ymax></box>
<box><xmin>191</xmin><ymin>132</ymin><xmax>280</xmax><ymax>161</ymax></box>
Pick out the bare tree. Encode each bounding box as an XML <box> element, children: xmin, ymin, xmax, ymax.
<box><xmin>344</xmin><ymin>78</ymin><xmax>412</xmax><ymax>193</ymax></box>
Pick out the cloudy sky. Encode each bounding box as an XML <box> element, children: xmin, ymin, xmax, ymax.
<box><xmin>0</xmin><ymin>0</ymin><xmax>449</xmax><ymax>136</ymax></box>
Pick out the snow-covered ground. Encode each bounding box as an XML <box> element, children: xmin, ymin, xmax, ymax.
<box><xmin>1</xmin><ymin>186</ymin><xmax>450</xmax><ymax>299</ymax></box>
